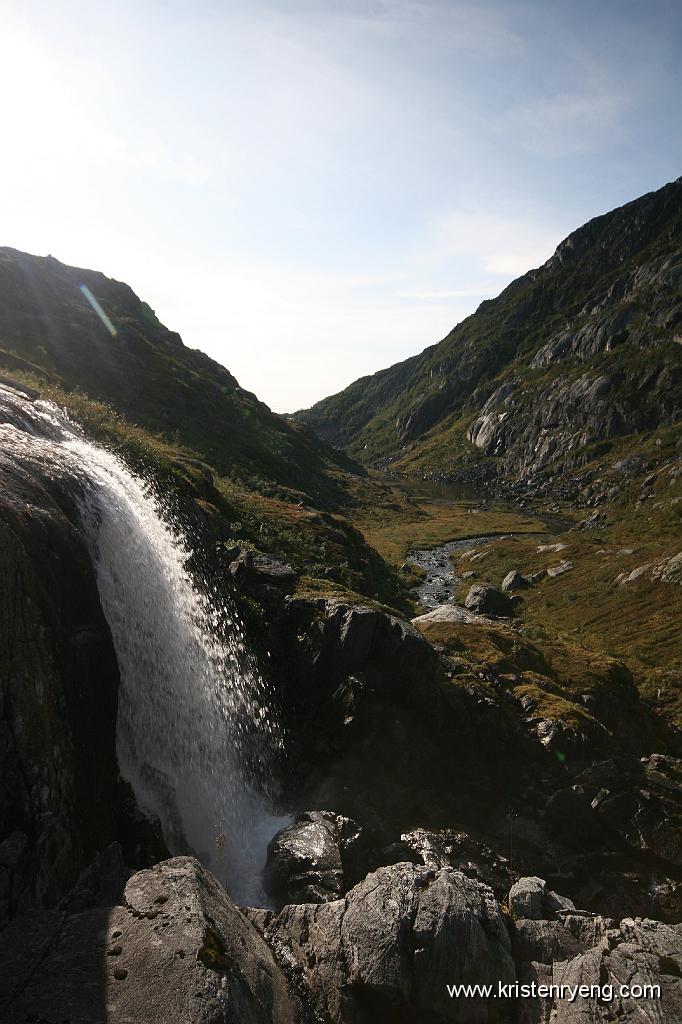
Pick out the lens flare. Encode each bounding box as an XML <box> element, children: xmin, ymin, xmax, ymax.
<box><xmin>80</xmin><ymin>283</ymin><xmax>118</xmax><ymax>336</ymax></box>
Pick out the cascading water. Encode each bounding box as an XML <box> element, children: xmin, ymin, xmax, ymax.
<box><xmin>0</xmin><ymin>381</ymin><xmax>286</xmax><ymax>904</ymax></box>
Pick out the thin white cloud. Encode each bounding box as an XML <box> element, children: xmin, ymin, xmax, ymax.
<box><xmin>413</xmin><ymin>208</ymin><xmax>569</xmax><ymax>281</ymax></box>
<box><xmin>509</xmin><ymin>90</ymin><xmax>629</xmax><ymax>157</ymax></box>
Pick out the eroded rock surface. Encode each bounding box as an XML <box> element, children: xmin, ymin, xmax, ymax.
<box><xmin>265</xmin><ymin>862</ymin><xmax>515</xmax><ymax>1024</ymax></box>
<box><xmin>0</xmin><ymin>856</ymin><xmax>310</xmax><ymax>1024</ymax></box>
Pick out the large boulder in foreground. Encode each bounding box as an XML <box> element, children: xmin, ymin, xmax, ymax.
<box><xmin>265</xmin><ymin>862</ymin><xmax>515</xmax><ymax>1023</ymax></box>
<box><xmin>0</xmin><ymin>857</ymin><xmax>309</xmax><ymax>1024</ymax></box>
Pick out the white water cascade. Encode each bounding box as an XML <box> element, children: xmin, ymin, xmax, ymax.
<box><xmin>0</xmin><ymin>382</ymin><xmax>286</xmax><ymax>904</ymax></box>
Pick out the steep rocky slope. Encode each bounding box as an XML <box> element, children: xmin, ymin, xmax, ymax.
<box><xmin>1</xmin><ymin>194</ymin><xmax>681</xmax><ymax>1022</ymax></box>
<box><xmin>295</xmin><ymin>178</ymin><xmax>682</xmax><ymax>497</ymax></box>
<box><xmin>0</xmin><ymin>247</ymin><xmax>358</xmax><ymax>505</ymax></box>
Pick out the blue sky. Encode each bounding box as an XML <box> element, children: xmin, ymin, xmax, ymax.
<box><xmin>0</xmin><ymin>0</ymin><xmax>679</xmax><ymax>411</ymax></box>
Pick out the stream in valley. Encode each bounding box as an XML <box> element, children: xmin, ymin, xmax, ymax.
<box><xmin>410</xmin><ymin>535</ymin><xmax>505</xmax><ymax>610</ymax></box>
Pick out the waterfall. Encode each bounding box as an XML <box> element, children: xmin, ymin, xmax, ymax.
<box><xmin>0</xmin><ymin>382</ymin><xmax>286</xmax><ymax>904</ymax></box>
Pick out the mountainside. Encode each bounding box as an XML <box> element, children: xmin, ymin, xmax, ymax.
<box><xmin>0</xmin><ymin>247</ymin><xmax>357</xmax><ymax>504</ymax></box>
<box><xmin>2</xmin><ymin>200</ymin><xmax>682</xmax><ymax>1024</ymax></box>
<box><xmin>295</xmin><ymin>178</ymin><xmax>682</xmax><ymax>498</ymax></box>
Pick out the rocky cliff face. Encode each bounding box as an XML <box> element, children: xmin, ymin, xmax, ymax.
<box><xmin>295</xmin><ymin>178</ymin><xmax>682</xmax><ymax>497</ymax></box>
<box><xmin>0</xmin><ymin>420</ymin><xmax>127</xmax><ymax>923</ymax></box>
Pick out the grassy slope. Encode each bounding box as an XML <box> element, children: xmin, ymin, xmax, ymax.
<box><xmin>435</xmin><ymin>447</ymin><xmax>682</xmax><ymax>726</ymax></box>
<box><xmin>0</xmin><ymin>246</ymin><xmax>359</xmax><ymax>507</ymax></box>
<box><xmin>0</xmin><ymin>244</ymin><xmax>415</xmax><ymax>612</ymax></box>
<box><xmin>1</xmin><ymin>243</ymin><xmax>678</xmax><ymax>739</ymax></box>
<box><xmin>8</xmin><ymin>375</ymin><xmax>410</xmax><ymax>613</ymax></box>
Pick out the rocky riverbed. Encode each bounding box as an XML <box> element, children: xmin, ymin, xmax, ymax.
<box><xmin>410</xmin><ymin>534</ymin><xmax>500</xmax><ymax>609</ymax></box>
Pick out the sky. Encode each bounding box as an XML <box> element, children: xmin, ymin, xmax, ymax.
<box><xmin>0</xmin><ymin>1</ymin><xmax>680</xmax><ymax>412</ymax></box>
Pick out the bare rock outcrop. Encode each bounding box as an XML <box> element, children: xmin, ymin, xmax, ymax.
<box><xmin>0</xmin><ymin>856</ymin><xmax>310</xmax><ymax>1024</ymax></box>
<box><xmin>265</xmin><ymin>862</ymin><xmax>515</xmax><ymax>1024</ymax></box>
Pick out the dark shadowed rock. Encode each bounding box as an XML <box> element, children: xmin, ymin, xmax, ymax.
<box><xmin>0</xmin><ymin>856</ymin><xmax>310</xmax><ymax>1024</ymax></box>
<box><xmin>465</xmin><ymin>584</ymin><xmax>515</xmax><ymax>617</ymax></box>
<box><xmin>264</xmin><ymin>810</ymin><xmax>365</xmax><ymax>905</ymax></box>
<box><xmin>501</xmin><ymin>570</ymin><xmax>531</xmax><ymax>592</ymax></box>
<box><xmin>0</xmin><ymin>447</ymin><xmax>122</xmax><ymax>916</ymax></box>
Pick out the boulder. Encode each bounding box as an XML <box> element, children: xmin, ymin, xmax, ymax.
<box><xmin>266</xmin><ymin>862</ymin><xmax>516</xmax><ymax>1023</ymax></box>
<box><xmin>509</xmin><ymin>876</ymin><xmax>547</xmax><ymax>920</ymax></box>
<box><xmin>465</xmin><ymin>584</ymin><xmax>515</xmax><ymax>617</ymax></box>
<box><xmin>547</xmin><ymin>560</ymin><xmax>573</xmax><ymax>578</ymax></box>
<box><xmin>501</xmin><ymin>570</ymin><xmax>531</xmax><ymax>592</ymax></box>
<box><xmin>0</xmin><ymin>856</ymin><xmax>309</xmax><ymax>1024</ymax></box>
<box><xmin>412</xmin><ymin>603</ymin><xmax>490</xmax><ymax>626</ymax></box>
<box><xmin>264</xmin><ymin>810</ymin><xmax>365</xmax><ymax>905</ymax></box>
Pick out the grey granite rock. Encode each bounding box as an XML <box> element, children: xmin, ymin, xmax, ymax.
<box><xmin>1</xmin><ymin>857</ymin><xmax>310</xmax><ymax>1024</ymax></box>
<box><xmin>266</xmin><ymin>861</ymin><xmax>515</xmax><ymax>1023</ymax></box>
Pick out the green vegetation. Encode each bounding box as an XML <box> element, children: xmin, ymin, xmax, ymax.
<box><xmin>349</xmin><ymin>486</ymin><xmax>549</xmax><ymax>566</ymax></box>
<box><xmin>295</xmin><ymin>179</ymin><xmax>682</xmax><ymax>495</ymax></box>
<box><xmin>441</xmin><ymin>464</ymin><xmax>682</xmax><ymax>725</ymax></box>
<box><xmin>417</xmin><ymin>615</ymin><xmax>667</xmax><ymax>754</ymax></box>
<box><xmin>0</xmin><ymin>246</ymin><xmax>361</xmax><ymax>507</ymax></box>
<box><xmin>1</xmin><ymin>231</ymin><xmax>679</xmax><ymax>739</ymax></box>
<box><xmin>2</xmin><ymin>366</ymin><xmax>411</xmax><ymax>612</ymax></box>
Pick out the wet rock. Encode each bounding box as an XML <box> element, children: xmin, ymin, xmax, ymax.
<box><xmin>264</xmin><ymin>811</ymin><xmax>365</xmax><ymax>905</ymax></box>
<box><xmin>0</xmin><ymin>444</ymin><xmax>122</xmax><ymax>917</ymax></box>
<box><xmin>465</xmin><ymin>584</ymin><xmax>515</xmax><ymax>617</ymax></box>
<box><xmin>266</xmin><ymin>862</ymin><xmax>515</xmax><ymax>1023</ymax></box>
<box><xmin>388</xmin><ymin>828</ymin><xmax>514</xmax><ymax>895</ymax></box>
